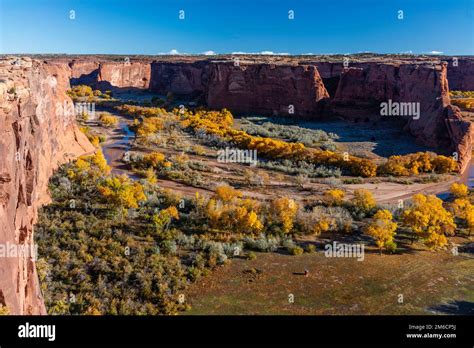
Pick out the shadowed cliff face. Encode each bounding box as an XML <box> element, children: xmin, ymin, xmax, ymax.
<box><xmin>0</xmin><ymin>57</ymin><xmax>94</xmax><ymax>314</ymax></box>
<box><xmin>330</xmin><ymin>62</ymin><xmax>472</xmax><ymax>172</ymax></box>
<box><xmin>149</xmin><ymin>61</ymin><xmax>209</xmax><ymax>97</ymax></box>
<box><xmin>445</xmin><ymin>58</ymin><xmax>474</xmax><ymax>91</ymax></box>
<box><xmin>206</xmin><ymin>63</ymin><xmax>329</xmax><ymax>117</ymax></box>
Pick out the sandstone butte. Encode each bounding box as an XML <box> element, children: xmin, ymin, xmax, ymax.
<box><xmin>0</xmin><ymin>54</ymin><xmax>472</xmax><ymax>314</ymax></box>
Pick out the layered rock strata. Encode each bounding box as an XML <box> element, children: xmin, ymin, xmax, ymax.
<box><xmin>0</xmin><ymin>57</ymin><xmax>94</xmax><ymax>314</ymax></box>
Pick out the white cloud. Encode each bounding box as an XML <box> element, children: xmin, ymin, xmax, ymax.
<box><xmin>230</xmin><ymin>51</ymin><xmax>289</xmax><ymax>55</ymax></box>
<box><xmin>260</xmin><ymin>51</ymin><xmax>289</xmax><ymax>55</ymax></box>
<box><xmin>427</xmin><ymin>50</ymin><xmax>444</xmax><ymax>55</ymax></box>
<box><xmin>157</xmin><ymin>49</ymin><xmax>186</xmax><ymax>55</ymax></box>
<box><xmin>202</xmin><ymin>50</ymin><xmax>216</xmax><ymax>56</ymax></box>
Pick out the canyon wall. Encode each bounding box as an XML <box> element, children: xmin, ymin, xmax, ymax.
<box><xmin>206</xmin><ymin>63</ymin><xmax>329</xmax><ymax>117</ymax></box>
<box><xmin>331</xmin><ymin>62</ymin><xmax>472</xmax><ymax>172</ymax></box>
<box><xmin>149</xmin><ymin>61</ymin><xmax>209</xmax><ymax>97</ymax></box>
<box><xmin>0</xmin><ymin>57</ymin><xmax>94</xmax><ymax>314</ymax></box>
<box><xmin>98</xmin><ymin>61</ymin><xmax>151</xmax><ymax>89</ymax></box>
<box><xmin>66</xmin><ymin>57</ymin><xmax>472</xmax><ymax>170</ymax></box>
<box><xmin>69</xmin><ymin>60</ymin><xmax>151</xmax><ymax>89</ymax></box>
<box><xmin>445</xmin><ymin>57</ymin><xmax>474</xmax><ymax>91</ymax></box>
<box><xmin>69</xmin><ymin>60</ymin><xmax>100</xmax><ymax>86</ymax></box>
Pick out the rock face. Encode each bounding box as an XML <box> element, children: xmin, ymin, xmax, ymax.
<box><xmin>0</xmin><ymin>57</ymin><xmax>94</xmax><ymax>314</ymax></box>
<box><xmin>445</xmin><ymin>105</ymin><xmax>473</xmax><ymax>173</ymax></box>
<box><xmin>330</xmin><ymin>62</ymin><xmax>472</xmax><ymax>171</ymax></box>
<box><xmin>150</xmin><ymin>61</ymin><xmax>209</xmax><ymax>97</ymax></box>
<box><xmin>98</xmin><ymin>62</ymin><xmax>151</xmax><ymax>89</ymax></box>
<box><xmin>69</xmin><ymin>60</ymin><xmax>100</xmax><ymax>86</ymax></box>
<box><xmin>206</xmin><ymin>63</ymin><xmax>329</xmax><ymax>117</ymax></box>
<box><xmin>66</xmin><ymin>57</ymin><xmax>472</xmax><ymax>170</ymax></box>
<box><xmin>444</xmin><ymin>57</ymin><xmax>474</xmax><ymax>91</ymax></box>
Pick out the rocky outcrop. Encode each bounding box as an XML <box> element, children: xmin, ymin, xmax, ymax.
<box><xmin>444</xmin><ymin>57</ymin><xmax>474</xmax><ymax>91</ymax></box>
<box><xmin>206</xmin><ymin>63</ymin><xmax>329</xmax><ymax>117</ymax></box>
<box><xmin>330</xmin><ymin>62</ymin><xmax>472</xmax><ymax>170</ymax></box>
<box><xmin>98</xmin><ymin>61</ymin><xmax>151</xmax><ymax>89</ymax></box>
<box><xmin>69</xmin><ymin>60</ymin><xmax>100</xmax><ymax>86</ymax></box>
<box><xmin>0</xmin><ymin>57</ymin><xmax>94</xmax><ymax>314</ymax></box>
<box><xmin>445</xmin><ymin>105</ymin><xmax>473</xmax><ymax>173</ymax></box>
<box><xmin>150</xmin><ymin>61</ymin><xmax>209</xmax><ymax>97</ymax></box>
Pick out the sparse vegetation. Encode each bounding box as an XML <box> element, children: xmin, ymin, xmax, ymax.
<box><xmin>99</xmin><ymin>112</ymin><xmax>119</xmax><ymax>127</ymax></box>
<box><xmin>33</xmin><ymin>96</ymin><xmax>471</xmax><ymax>317</ymax></box>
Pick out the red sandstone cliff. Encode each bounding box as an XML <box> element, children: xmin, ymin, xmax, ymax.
<box><xmin>65</xmin><ymin>56</ymin><xmax>473</xmax><ymax>171</ymax></box>
<box><xmin>331</xmin><ymin>62</ymin><xmax>472</xmax><ymax>172</ymax></box>
<box><xmin>0</xmin><ymin>57</ymin><xmax>94</xmax><ymax>314</ymax></box>
<box><xmin>331</xmin><ymin>63</ymin><xmax>473</xmax><ymax>171</ymax></box>
<box><xmin>98</xmin><ymin>61</ymin><xmax>151</xmax><ymax>89</ymax></box>
<box><xmin>149</xmin><ymin>61</ymin><xmax>209</xmax><ymax>96</ymax></box>
<box><xmin>206</xmin><ymin>63</ymin><xmax>329</xmax><ymax>117</ymax></box>
<box><xmin>445</xmin><ymin>57</ymin><xmax>474</xmax><ymax>91</ymax></box>
<box><xmin>69</xmin><ymin>60</ymin><xmax>100</xmax><ymax>86</ymax></box>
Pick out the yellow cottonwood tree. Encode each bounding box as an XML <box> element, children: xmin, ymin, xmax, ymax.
<box><xmin>153</xmin><ymin>206</ymin><xmax>179</xmax><ymax>237</ymax></box>
<box><xmin>450</xmin><ymin>183</ymin><xmax>469</xmax><ymax>198</ymax></box>
<box><xmin>324</xmin><ymin>188</ymin><xmax>345</xmax><ymax>206</ymax></box>
<box><xmin>215</xmin><ymin>185</ymin><xmax>242</xmax><ymax>203</ymax></box>
<box><xmin>364</xmin><ymin>209</ymin><xmax>398</xmax><ymax>253</ymax></box>
<box><xmin>402</xmin><ymin>194</ymin><xmax>455</xmax><ymax>249</ymax></box>
<box><xmin>452</xmin><ymin>198</ymin><xmax>474</xmax><ymax>236</ymax></box>
<box><xmin>353</xmin><ymin>189</ymin><xmax>376</xmax><ymax>213</ymax></box>
<box><xmin>269</xmin><ymin>197</ymin><xmax>298</xmax><ymax>233</ymax></box>
<box><xmin>143</xmin><ymin>152</ymin><xmax>166</xmax><ymax>168</ymax></box>
<box><xmin>98</xmin><ymin>175</ymin><xmax>146</xmax><ymax>210</ymax></box>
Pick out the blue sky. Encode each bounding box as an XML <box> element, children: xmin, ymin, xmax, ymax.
<box><xmin>1</xmin><ymin>0</ymin><xmax>473</xmax><ymax>55</ymax></box>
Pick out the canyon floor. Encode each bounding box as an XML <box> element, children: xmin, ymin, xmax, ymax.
<box><xmin>186</xmin><ymin>246</ymin><xmax>474</xmax><ymax>315</ymax></box>
<box><xmin>89</xmin><ymin>95</ymin><xmax>458</xmax><ymax>206</ymax></box>
<box><xmin>43</xmin><ymin>90</ymin><xmax>469</xmax><ymax>315</ymax></box>
<box><xmin>22</xmin><ymin>61</ymin><xmax>472</xmax><ymax>315</ymax></box>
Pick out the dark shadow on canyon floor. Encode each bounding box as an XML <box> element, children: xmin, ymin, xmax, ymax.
<box><xmin>428</xmin><ymin>301</ymin><xmax>474</xmax><ymax>315</ymax></box>
<box><xmin>239</xmin><ymin>115</ymin><xmax>434</xmax><ymax>158</ymax></box>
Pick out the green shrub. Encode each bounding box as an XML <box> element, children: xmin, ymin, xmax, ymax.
<box><xmin>290</xmin><ymin>246</ymin><xmax>304</xmax><ymax>256</ymax></box>
<box><xmin>247</xmin><ymin>251</ymin><xmax>257</xmax><ymax>260</ymax></box>
<box><xmin>385</xmin><ymin>240</ymin><xmax>397</xmax><ymax>254</ymax></box>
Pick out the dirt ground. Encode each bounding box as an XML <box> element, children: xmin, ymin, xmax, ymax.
<box><xmin>185</xmin><ymin>246</ymin><xmax>474</xmax><ymax>315</ymax></box>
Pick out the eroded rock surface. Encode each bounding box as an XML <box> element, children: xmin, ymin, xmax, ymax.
<box><xmin>445</xmin><ymin>57</ymin><xmax>474</xmax><ymax>91</ymax></box>
<box><xmin>0</xmin><ymin>57</ymin><xmax>94</xmax><ymax>314</ymax></box>
<box><xmin>206</xmin><ymin>63</ymin><xmax>329</xmax><ymax>117</ymax></box>
<box><xmin>150</xmin><ymin>61</ymin><xmax>209</xmax><ymax>97</ymax></box>
<box><xmin>98</xmin><ymin>61</ymin><xmax>151</xmax><ymax>89</ymax></box>
<box><xmin>330</xmin><ymin>62</ymin><xmax>472</xmax><ymax>171</ymax></box>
